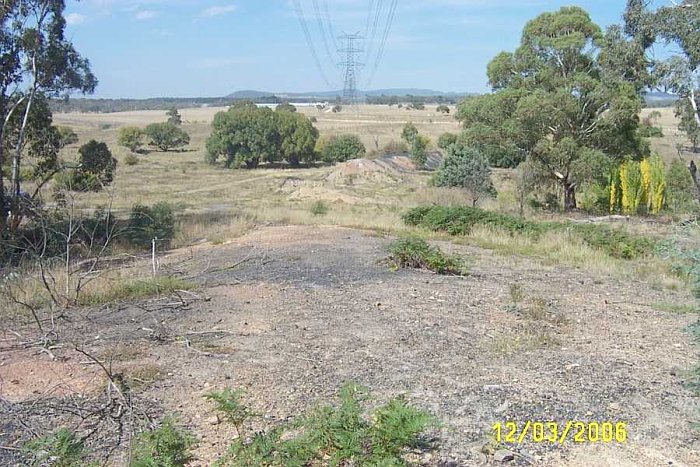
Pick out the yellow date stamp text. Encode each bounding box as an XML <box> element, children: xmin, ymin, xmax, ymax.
<box><xmin>492</xmin><ymin>421</ymin><xmax>627</xmax><ymax>445</ymax></box>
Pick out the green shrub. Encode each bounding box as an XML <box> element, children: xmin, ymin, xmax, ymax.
<box><xmin>321</xmin><ymin>134</ymin><xmax>366</xmax><ymax>163</ymax></box>
<box><xmin>437</xmin><ymin>132</ymin><xmax>458</xmax><ymax>151</ymax></box>
<box><xmin>205</xmin><ymin>388</ymin><xmax>258</xmax><ymax>438</ymax></box>
<box><xmin>310</xmin><ymin>200</ymin><xmax>328</xmax><ymax>216</ymax></box>
<box><xmin>567</xmin><ymin>223</ymin><xmax>657</xmax><ymax>260</ymax></box>
<box><xmin>432</xmin><ymin>143</ymin><xmax>496</xmax><ymax>206</ymax></box>
<box><xmin>212</xmin><ymin>382</ymin><xmax>436</xmax><ymax>466</ymax></box>
<box><xmin>54</xmin><ymin>140</ymin><xmax>117</xmax><ymax>192</ymax></box>
<box><xmin>403</xmin><ymin>205</ymin><xmax>541</xmax><ymax>236</ymax></box>
<box><xmin>638</xmin><ymin>124</ymin><xmax>664</xmax><ymax>138</ymax></box>
<box><xmin>402</xmin><ymin>205</ymin><xmax>657</xmax><ymax>260</ymax></box>
<box><xmin>410</xmin><ymin>135</ymin><xmax>430</xmax><ymax>168</ymax></box>
<box><xmin>23</xmin><ymin>428</ymin><xmax>86</xmax><ymax>467</ymax></box>
<box><xmin>131</xmin><ymin>417</ymin><xmax>196</xmax><ymax>467</ymax></box>
<box><xmin>125</xmin><ymin>202</ymin><xmax>175</xmax><ymax>248</ymax></box>
<box><xmin>118</xmin><ymin>126</ymin><xmax>145</xmax><ymax>152</ymax></box>
<box><xmin>145</xmin><ymin>123</ymin><xmax>190</xmax><ymax>152</ymax></box>
<box><xmin>389</xmin><ymin>237</ymin><xmax>465</xmax><ymax>275</ymax></box>
<box><xmin>667</xmin><ymin>160</ymin><xmax>698</xmax><ymax>213</ymax></box>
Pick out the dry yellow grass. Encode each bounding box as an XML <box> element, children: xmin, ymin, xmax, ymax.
<box><xmin>45</xmin><ymin>104</ymin><xmax>697</xmax><ymax>295</ymax></box>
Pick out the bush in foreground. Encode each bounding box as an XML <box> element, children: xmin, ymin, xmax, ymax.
<box><xmin>131</xmin><ymin>417</ymin><xmax>196</xmax><ymax>467</ymax></box>
<box><xmin>389</xmin><ymin>237</ymin><xmax>466</xmax><ymax>275</ymax></box>
<box><xmin>209</xmin><ymin>382</ymin><xmax>436</xmax><ymax>466</ymax></box>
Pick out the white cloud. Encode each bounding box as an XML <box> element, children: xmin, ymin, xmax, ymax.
<box><xmin>135</xmin><ymin>10</ymin><xmax>157</xmax><ymax>21</ymax></box>
<box><xmin>65</xmin><ymin>13</ymin><xmax>87</xmax><ymax>25</ymax></box>
<box><xmin>201</xmin><ymin>4</ymin><xmax>237</xmax><ymax>18</ymax></box>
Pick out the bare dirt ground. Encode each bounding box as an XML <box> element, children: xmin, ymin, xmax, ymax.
<box><xmin>2</xmin><ymin>224</ymin><xmax>698</xmax><ymax>466</ymax></box>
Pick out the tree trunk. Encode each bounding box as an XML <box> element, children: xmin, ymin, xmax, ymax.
<box><xmin>690</xmin><ymin>160</ymin><xmax>700</xmax><ymax>203</ymax></box>
<box><xmin>690</xmin><ymin>88</ymin><xmax>700</xmax><ymax>127</ymax></box>
<box><xmin>0</xmin><ymin>141</ymin><xmax>5</xmax><ymax>231</ymax></box>
<box><xmin>563</xmin><ymin>182</ymin><xmax>577</xmax><ymax>211</ymax></box>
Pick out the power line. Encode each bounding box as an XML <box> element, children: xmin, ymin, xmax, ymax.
<box><xmin>323</xmin><ymin>1</ymin><xmax>339</xmax><ymax>50</ymax></box>
<box><xmin>311</xmin><ymin>0</ymin><xmax>336</xmax><ymax>68</ymax></box>
<box><xmin>292</xmin><ymin>0</ymin><xmax>333</xmax><ymax>88</ymax></box>
<box><xmin>364</xmin><ymin>0</ymin><xmax>376</xmax><ymax>39</ymax></box>
<box><xmin>367</xmin><ymin>0</ymin><xmax>398</xmax><ymax>86</ymax></box>
<box><xmin>364</xmin><ymin>0</ymin><xmax>384</xmax><ymax>66</ymax></box>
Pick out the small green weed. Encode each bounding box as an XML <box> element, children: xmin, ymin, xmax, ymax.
<box><xmin>23</xmin><ymin>428</ymin><xmax>86</xmax><ymax>467</ymax></box>
<box><xmin>131</xmin><ymin>417</ymin><xmax>197</xmax><ymax>467</ymax></box>
<box><xmin>310</xmin><ymin>200</ymin><xmax>329</xmax><ymax>216</ymax></box>
<box><xmin>389</xmin><ymin>237</ymin><xmax>466</xmax><ymax>275</ymax></box>
<box><xmin>204</xmin><ymin>388</ymin><xmax>258</xmax><ymax>438</ymax></box>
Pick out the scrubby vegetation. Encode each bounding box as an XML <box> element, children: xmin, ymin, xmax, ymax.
<box><xmin>389</xmin><ymin>237</ymin><xmax>467</xmax><ymax>275</ymax></box>
<box><xmin>320</xmin><ymin>134</ymin><xmax>366</xmax><ymax>163</ymax></box>
<box><xmin>209</xmin><ymin>383</ymin><xmax>437</xmax><ymax>466</ymax></box>
<box><xmin>403</xmin><ymin>206</ymin><xmax>658</xmax><ymax>260</ymax></box>
<box><xmin>131</xmin><ymin>417</ymin><xmax>196</xmax><ymax>467</ymax></box>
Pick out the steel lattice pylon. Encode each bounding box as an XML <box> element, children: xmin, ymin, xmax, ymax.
<box><xmin>338</xmin><ymin>33</ymin><xmax>364</xmax><ymax>106</ymax></box>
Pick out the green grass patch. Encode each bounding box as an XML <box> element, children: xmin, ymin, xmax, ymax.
<box><xmin>78</xmin><ymin>277</ymin><xmax>194</xmax><ymax>306</ymax></box>
<box><xmin>403</xmin><ymin>205</ymin><xmax>657</xmax><ymax>260</ymax></box>
<box><xmin>389</xmin><ymin>236</ymin><xmax>467</xmax><ymax>275</ymax></box>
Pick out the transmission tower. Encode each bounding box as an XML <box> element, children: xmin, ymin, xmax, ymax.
<box><xmin>338</xmin><ymin>32</ymin><xmax>364</xmax><ymax>106</ymax></box>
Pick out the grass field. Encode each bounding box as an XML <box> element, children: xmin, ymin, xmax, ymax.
<box><xmin>51</xmin><ymin>105</ymin><xmax>465</xmax><ymax>240</ymax></box>
<box><xmin>47</xmin><ymin>104</ymin><xmax>698</xmax><ymax>288</ymax></box>
<box><xmin>2</xmin><ymin>104</ymin><xmax>697</xmax><ymax>466</ymax></box>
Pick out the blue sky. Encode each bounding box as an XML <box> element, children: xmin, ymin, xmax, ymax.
<box><xmin>64</xmin><ymin>1</ymin><xmax>654</xmax><ymax>98</ymax></box>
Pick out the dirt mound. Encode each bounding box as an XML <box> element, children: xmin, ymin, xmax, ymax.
<box><xmin>326</xmin><ymin>152</ymin><xmax>443</xmax><ymax>185</ymax></box>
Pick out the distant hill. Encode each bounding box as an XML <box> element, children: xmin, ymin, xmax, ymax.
<box><xmin>643</xmin><ymin>91</ymin><xmax>679</xmax><ymax>108</ymax></box>
<box><xmin>227</xmin><ymin>90</ymin><xmax>279</xmax><ymax>99</ymax></box>
<box><xmin>226</xmin><ymin>88</ymin><xmax>472</xmax><ymax>100</ymax></box>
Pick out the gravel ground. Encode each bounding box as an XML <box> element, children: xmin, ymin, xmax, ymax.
<box><xmin>1</xmin><ymin>225</ymin><xmax>698</xmax><ymax>466</ymax></box>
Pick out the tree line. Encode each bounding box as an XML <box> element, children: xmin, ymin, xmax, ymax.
<box><xmin>205</xmin><ymin>101</ymin><xmax>366</xmax><ymax>168</ymax></box>
<box><xmin>434</xmin><ymin>3</ymin><xmax>700</xmax><ymax>212</ymax></box>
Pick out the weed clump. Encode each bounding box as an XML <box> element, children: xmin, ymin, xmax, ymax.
<box><xmin>23</xmin><ymin>428</ymin><xmax>86</xmax><ymax>467</ymax></box>
<box><xmin>131</xmin><ymin>417</ymin><xmax>196</xmax><ymax>467</ymax></box>
<box><xmin>310</xmin><ymin>200</ymin><xmax>329</xmax><ymax>216</ymax></box>
<box><xmin>389</xmin><ymin>237</ymin><xmax>466</xmax><ymax>275</ymax></box>
<box><xmin>209</xmin><ymin>382</ymin><xmax>437</xmax><ymax>466</ymax></box>
<box><xmin>403</xmin><ymin>205</ymin><xmax>657</xmax><ymax>260</ymax></box>
<box><xmin>402</xmin><ymin>205</ymin><xmax>541</xmax><ymax>237</ymax></box>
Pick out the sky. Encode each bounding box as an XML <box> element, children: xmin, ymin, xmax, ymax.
<box><xmin>63</xmin><ymin>0</ymin><xmax>662</xmax><ymax>98</ymax></box>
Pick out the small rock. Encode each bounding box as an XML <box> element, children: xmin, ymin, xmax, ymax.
<box><xmin>494</xmin><ymin>449</ymin><xmax>515</xmax><ymax>462</ymax></box>
<box><xmin>483</xmin><ymin>384</ymin><xmax>504</xmax><ymax>393</ymax></box>
<box><xmin>207</xmin><ymin>415</ymin><xmax>221</xmax><ymax>425</ymax></box>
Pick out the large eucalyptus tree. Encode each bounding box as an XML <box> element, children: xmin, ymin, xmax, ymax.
<box><xmin>0</xmin><ymin>0</ymin><xmax>96</xmax><ymax>230</ymax></box>
<box><xmin>457</xmin><ymin>7</ymin><xmax>648</xmax><ymax>210</ymax></box>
